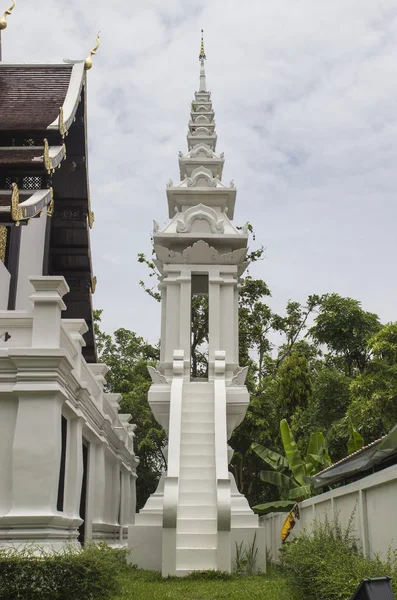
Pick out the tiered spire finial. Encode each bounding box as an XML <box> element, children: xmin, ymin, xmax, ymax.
<box><xmin>198</xmin><ymin>30</ymin><xmax>207</xmax><ymax>92</ymax></box>
<box><xmin>199</xmin><ymin>29</ymin><xmax>206</xmax><ymax>60</ymax></box>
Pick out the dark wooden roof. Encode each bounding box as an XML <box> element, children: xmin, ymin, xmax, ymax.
<box><xmin>0</xmin><ymin>66</ymin><xmax>72</xmax><ymax>130</ymax></box>
<box><xmin>0</xmin><ymin>63</ymin><xmax>97</xmax><ymax>363</ymax></box>
<box><xmin>0</xmin><ymin>148</ymin><xmax>44</xmax><ymax>165</ymax></box>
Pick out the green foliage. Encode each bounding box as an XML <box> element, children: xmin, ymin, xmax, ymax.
<box><xmin>94</xmin><ymin>310</ymin><xmax>165</xmax><ymax>510</ymax></box>
<box><xmin>348</xmin><ymin>322</ymin><xmax>397</xmax><ymax>440</ymax></box>
<box><xmin>280</xmin><ymin>419</ymin><xmax>306</xmax><ymax>486</ymax></box>
<box><xmin>347</xmin><ymin>422</ymin><xmax>364</xmax><ymax>454</ymax></box>
<box><xmin>309</xmin><ymin>293</ymin><xmax>381</xmax><ymax>376</ymax></box>
<box><xmin>0</xmin><ymin>543</ymin><xmax>126</xmax><ymax>600</ymax></box>
<box><xmin>183</xmin><ymin>570</ymin><xmax>232</xmax><ymax>580</ymax></box>
<box><xmin>252</xmin><ymin>420</ymin><xmax>331</xmax><ymax>513</ymax></box>
<box><xmin>277</xmin><ymin>353</ymin><xmax>312</xmax><ymax>419</ymax></box>
<box><xmin>114</xmin><ymin>566</ymin><xmax>297</xmax><ymax>599</ymax></box>
<box><xmin>233</xmin><ymin>533</ymin><xmax>259</xmax><ymax>575</ymax></box>
<box><xmin>281</xmin><ymin>515</ymin><xmax>397</xmax><ymax>600</ymax></box>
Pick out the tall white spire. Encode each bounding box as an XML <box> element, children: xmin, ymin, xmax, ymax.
<box><xmin>199</xmin><ymin>29</ymin><xmax>207</xmax><ymax>92</ymax></box>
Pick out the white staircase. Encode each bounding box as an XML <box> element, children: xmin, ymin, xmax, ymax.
<box><xmin>176</xmin><ymin>381</ymin><xmax>217</xmax><ymax>574</ymax></box>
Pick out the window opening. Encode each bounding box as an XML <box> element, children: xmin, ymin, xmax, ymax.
<box><xmin>56</xmin><ymin>416</ymin><xmax>67</xmax><ymax>512</ymax></box>
<box><xmin>191</xmin><ymin>274</ymin><xmax>209</xmax><ymax>380</ymax></box>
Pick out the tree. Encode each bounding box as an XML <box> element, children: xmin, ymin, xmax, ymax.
<box><xmin>277</xmin><ymin>352</ymin><xmax>312</xmax><ymax>420</ymax></box>
<box><xmin>348</xmin><ymin>322</ymin><xmax>397</xmax><ymax>440</ymax></box>
<box><xmin>309</xmin><ymin>294</ymin><xmax>381</xmax><ymax>376</ymax></box>
<box><xmin>94</xmin><ymin>311</ymin><xmax>165</xmax><ymax>510</ymax></box>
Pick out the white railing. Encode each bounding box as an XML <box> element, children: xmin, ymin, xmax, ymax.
<box><xmin>214</xmin><ymin>350</ymin><xmax>232</xmax><ymax>571</ymax></box>
<box><xmin>162</xmin><ymin>349</ymin><xmax>184</xmax><ymax>575</ymax></box>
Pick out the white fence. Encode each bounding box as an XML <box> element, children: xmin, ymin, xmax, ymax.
<box><xmin>260</xmin><ymin>463</ymin><xmax>397</xmax><ymax>563</ymax></box>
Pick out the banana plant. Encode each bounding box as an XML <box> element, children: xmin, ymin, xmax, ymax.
<box><xmin>251</xmin><ymin>419</ymin><xmax>332</xmax><ymax>514</ymax></box>
<box><xmin>347</xmin><ymin>422</ymin><xmax>364</xmax><ymax>455</ymax></box>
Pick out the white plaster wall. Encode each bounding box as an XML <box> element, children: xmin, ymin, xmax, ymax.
<box><xmin>16</xmin><ymin>214</ymin><xmax>47</xmax><ymax>310</ymax></box>
<box><xmin>260</xmin><ymin>464</ymin><xmax>397</xmax><ymax>562</ymax></box>
<box><xmin>0</xmin><ymin>395</ymin><xmax>18</xmax><ymax>514</ymax></box>
<box><xmin>0</xmin><ymin>261</ymin><xmax>10</xmax><ymax>309</ymax></box>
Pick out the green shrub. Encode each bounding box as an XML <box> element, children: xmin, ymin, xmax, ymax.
<box><xmin>183</xmin><ymin>569</ymin><xmax>233</xmax><ymax>580</ymax></box>
<box><xmin>281</xmin><ymin>514</ymin><xmax>397</xmax><ymax>600</ymax></box>
<box><xmin>0</xmin><ymin>543</ymin><xmax>125</xmax><ymax>600</ymax></box>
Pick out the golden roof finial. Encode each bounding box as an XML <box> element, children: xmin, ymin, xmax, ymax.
<box><xmin>0</xmin><ymin>0</ymin><xmax>16</xmax><ymax>31</ymax></box>
<box><xmin>199</xmin><ymin>29</ymin><xmax>206</xmax><ymax>61</ymax></box>
<box><xmin>85</xmin><ymin>31</ymin><xmax>100</xmax><ymax>71</ymax></box>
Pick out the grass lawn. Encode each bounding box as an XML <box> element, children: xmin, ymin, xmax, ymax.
<box><xmin>112</xmin><ymin>567</ymin><xmax>296</xmax><ymax>600</ymax></box>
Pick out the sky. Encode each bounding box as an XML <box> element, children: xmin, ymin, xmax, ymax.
<box><xmin>2</xmin><ymin>0</ymin><xmax>397</xmax><ymax>344</ymax></box>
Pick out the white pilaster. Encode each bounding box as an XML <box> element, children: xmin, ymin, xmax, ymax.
<box><xmin>29</xmin><ymin>277</ymin><xmax>69</xmax><ymax>348</ymax></box>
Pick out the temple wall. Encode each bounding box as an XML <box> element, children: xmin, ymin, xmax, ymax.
<box><xmin>15</xmin><ymin>213</ymin><xmax>47</xmax><ymax>310</ymax></box>
<box><xmin>0</xmin><ymin>276</ymin><xmax>138</xmax><ymax>551</ymax></box>
<box><xmin>260</xmin><ymin>464</ymin><xmax>397</xmax><ymax>563</ymax></box>
<box><xmin>0</xmin><ymin>260</ymin><xmax>10</xmax><ymax>309</ymax></box>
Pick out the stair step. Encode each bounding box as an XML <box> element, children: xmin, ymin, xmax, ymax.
<box><xmin>180</xmin><ymin>443</ymin><xmax>213</xmax><ymax>455</ymax></box>
<box><xmin>181</xmin><ymin>412</ymin><xmax>213</xmax><ymax>422</ymax></box>
<box><xmin>181</xmin><ymin>432</ymin><xmax>214</xmax><ymax>445</ymax></box>
<box><xmin>177</xmin><ymin>517</ymin><xmax>217</xmax><ymax>533</ymax></box>
<box><xmin>181</xmin><ymin>421</ymin><xmax>215</xmax><ymax>434</ymax></box>
<box><xmin>177</xmin><ymin>532</ymin><xmax>217</xmax><ymax>548</ymax></box>
<box><xmin>180</xmin><ymin>466</ymin><xmax>215</xmax><ymax>480</ymax></box>
<box><xmin>180</xmin><ymin>455</ymin><xmax>214</xmax><ymax>468</ymax></box>
<box><xmin>179</xmin><ymin>480</ymin><xmax>214</xmax><ymax>493</ymax></box>
<box><xmin>179</xmin><ymin>491</ymin><xmax>216</xmax><ymax>505</ymax></box>
<box><xmin>178</xmin><ymin>504</ymin><xmax>217</xmax><ymax>519</ymax></box>
<box><xmin>182</xmin><ymin>405</ymin><xmax>214</xmax><ymax>415</ymax></box>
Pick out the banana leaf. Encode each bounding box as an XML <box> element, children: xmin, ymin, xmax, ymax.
<box><xmin>260</xmin><ymin>470</ymin><xmax>297</xmax><ymax>491</ymax></box>
<box><xmin>280</xmin><ymin>419</ymin><xmax>306</xmax><ymax>486</ymax></box>
<box><xmin>347</xmin><ymin>423</ymin><xmax>364</xmax><ymax>455</ymax></box>
<box><xmin>251</xmin><ymin>443</ymin><xmax>289</xmax><ymax>472</ymax></box>
<box><xmin>252</xmin><ymin>500</ymin><xmax>295</xmax><ymax>514</ymax></box>
<box><xmin>287</xmin><ymin>485</ymin><xmax>312</xmax><ymax>500</ymax></box>
<box><xmin>306</xmin><ymin>432</ymin><xmax>326</xmax><ymax>475</ymax></box>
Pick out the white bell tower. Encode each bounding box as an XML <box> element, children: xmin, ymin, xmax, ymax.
<box><xmin>128</xmin><ymin>32</ymin><xmax>265</xmax><ymax>576</ymax></box>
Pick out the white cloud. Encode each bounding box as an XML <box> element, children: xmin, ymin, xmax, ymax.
<box><xmin>3</xmin><ymin>0</ymin><xmax>397</xmax><ymax>340</ymax></box>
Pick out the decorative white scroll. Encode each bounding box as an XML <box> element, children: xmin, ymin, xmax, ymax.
<box><xmin>147</xmin><ymin>366</ymin><xmax>169</xmax><ymax>384</ymax></box>
<box><xmin>229</xmin><ymin>366</ymin><xmax>249</xmax><ymax>387</ymax></box>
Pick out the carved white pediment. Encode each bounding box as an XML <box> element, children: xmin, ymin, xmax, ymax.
<box><xmin>176</xmin><ymin>204</ymin><xmax>225</xmax><ymax>234</ymax></box>
<box><xmin>186</xmin><ymin>166</ymin><xmax>217</xmax><ymax>188</ymax></box>
<box><xmin>194</xmin><ymin>114</ymin><xmax>210</xmax><ymax>124</ymax></box>
<box><xmin>190</xmin><ymin>144</ymin><xmax>214</xmax><ymax>159</ymax></box>
<box><xmin>154</xmin><ymin>240</ymin><xmax>247</xmax><ymax>266</ymax></box>
<box><xmin>196</xmin><ymin>105</ymin><xmax>209</xmax><ymax>112</ymax></box>
<box><xmin>192</xmin><ymin>126</ymin><xmax>211</xmax><ymax>136</ymax></box>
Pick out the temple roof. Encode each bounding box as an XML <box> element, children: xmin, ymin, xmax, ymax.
<box><xmin>0</xmin><ymin>187</ymin><xmax>53</xmax><ymax>224</ymax></box>
<box><xmin>0</xmin><ymin>60</ymin><xmax>96</xmax><ymax>362</ymax></box>
<box><xmin>0</xmin><ymin>63</ymin><xmax>84</xmax><ymax>134</ymax></box>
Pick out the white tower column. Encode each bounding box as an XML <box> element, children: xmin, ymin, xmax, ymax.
<box><xmin>129</xmin><ymin>31</ymin><xmax>266</xmax><ymax>575</ymax></box>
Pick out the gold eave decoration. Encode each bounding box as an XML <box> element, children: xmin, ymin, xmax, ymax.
<box><xmin>91</xmin><ymin>276</ymin><xmax>97</xmax><ymax>294</ymax></box>
<box><xmin>0</xmin><ymin>0</ymin><xmax>16</xmax><ymax>30</ymax></box>
<box><xmin>59</xmin><ymin>107</ymin><xmax>67</xmax><ymax>138</ymax></box>
<box><xmin>0</xmin><ymin>226</ymin><xmax>7</xmax><ymax>264</ymax></box>
<box><xmin>85</xmin><ymin>31</ymin><xmax>101</xmax><ymax>71</ymax></box>
<box><xmin>87</xmin><ymin>210</ymin><xmax>95</xmax><ymax>229</ymax></box>
<box><xmin>10</xmin><ymin>183</ymin><xmax>23</xmax><ymax>226</ymax></box>
<box><xmin>43</xmin><ymin>138</ymin><xmax>54</xmax><ymax>174</ymax></box>
<box><xmin>47</xmin><ymin>188</ymin><xmax>55</xmax><ymax>217</ymax></box>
